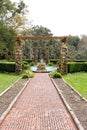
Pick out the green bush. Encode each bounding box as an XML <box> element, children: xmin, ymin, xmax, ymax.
<box><xmin>22</xmin><ymin>64</ymin><xmax>29</xmax><ymax>70</ymax></box>
<box><xmin>22</xmin><ymin>74</ymin><xmax>29</xmax><ymax>78</ymax></box>
<box><xmin>29</xmin><ymin>61</ymin><xmax>35</xmax><ymax>66</ymax></box>
<box><xmin>24</xmin><ymin>59</ymin><xmax>34</xmax><ymax>63</ymax></box>
<box><xmin>67</xmin><ymin>62</ymin><xmax>87</xmax><ymax>73</ymax></box>
<box><xmin>49</xmin><ymin>71</ymin><xmax>62</xmax><ymax>78</ymax></box>
<box><xmin>50</xmin><ymin>59</ymin><xmax>60</xmax><ymax>64</ymax></box>
<box><xmin>23</xmin><ymin>61</ymin><xmax>28</xmax><ymax>65</ymax></box>
<box><xmin>22</xmin><ymin>70</ymin><xmax>34</xmax><ymax>78</ymax></box>
<box><xmin>47</xmin><ymin>62</ymin><xmax>54</xmax><ymax>66</ymax></box>
<box><xmin>0</xmin><ymin>62</ymin><xmax>15</xmax><ymax>72</ymax></box>
<box><xmin>0</xmin><ymin>61</ymin><xmax>30</xmax><ymax>72</ymax></box>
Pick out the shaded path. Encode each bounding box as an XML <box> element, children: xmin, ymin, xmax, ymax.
<box><xmin>0</xmin><ymin>73</ymin><xmax>78</xmax><ymax>130</ymax></box>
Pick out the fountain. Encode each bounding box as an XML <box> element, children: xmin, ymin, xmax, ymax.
<box><xmin>30</xmin><ymin>59</ymin><xmax>57</xmax><ymax>72</ymax></box>
<box><xmin>36</xmin><ymin>59</ymin><xmax>47</xmax><ymax>72</ymax></box>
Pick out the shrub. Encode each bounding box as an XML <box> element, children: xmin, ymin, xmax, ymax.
<box><xmin>50</xmin><ymin>59</ymin><xmax>60</xmax><ymax>64</ymax></box>
<box><xmin>24</xmin><ymin>59</ymin><xmax>34</xmax><ymax>63</ymax></box>
<box><xmin>22</xmin><ymin>64</ymin><xmax>29</xmax><ymax>70</ymax></box>
<box><xmin>49</xmin><ymin>71</ymin><xmax>62</xmax><ymax>78</ymax></box>
<box><xmin>22</xmin><ymin>74</ymin><xmax>29</xmax><ymax>78</ymax></box>
<box><xmin>29</xmin><ymin>61</ymin><xmax>35</xmax><ymax>66</ymax></box>
<box><xmin>0</xmin><ymin>61</ymin><xmax>30</xmax><ymax>72</ymax></box>
<box><xmin>68</xmin><ymin>62</ymin><xmax>87</xmax><ymax>73</ymax></box>
<box><xmin>22</xmin><ymin>70</ymin><xmax>34</xmax><ymax>78</ymax></box>
<box><xmin>23</xmin><ymin>61</ymin><xmax>28</xmax><ymax>65</ymax></box>
<box><xmin>67</xmin><ymin>62</ymin><xmax>87</xmax><ymax>73</ymax></box>
<box><xmin>29</xmin><ymin>71</ymin><xmax>34</xmax><ymax>78</ymax></box>
<box><xmin>47</xmin><ymin>62</ymin><xmax>54</xmax><ymax>66</ymax></box>
<box><xmin>0</xmin><ymin>62</ymin><xmax>15</xmax><ymax>72</ymax></box>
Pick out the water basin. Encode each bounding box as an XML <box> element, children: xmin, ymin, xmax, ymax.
<box><xmin>30</xmin><ymin>66</ymin><xmax>57</xmax><ymax>72</ymax></box>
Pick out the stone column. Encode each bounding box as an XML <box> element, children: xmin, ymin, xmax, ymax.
<box><xmin>33</xmin><ymin>47</ymin><xmax>38</xmax><ymax>64</ymax></box>
<box><xmin>45</xmin><ymin>47</ymin><xmax>49</xmax><ymax>63</ymax></box>
<box><xmin>60</xmin><ymin>41</ymin><xmax>67</xmax><ymax>74</ymax></box>
<box><xmin>15</xmin><ymin>38</ymin><xmax>24</xmax><ymax>74</ymax></box>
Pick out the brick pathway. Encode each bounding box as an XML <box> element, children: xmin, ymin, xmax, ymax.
<box><xmin>0</xmin><ymin>73</ymin><xmax>78</xmax><ymax>130</ymax></box>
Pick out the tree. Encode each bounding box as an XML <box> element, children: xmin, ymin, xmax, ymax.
<box><xmin>0</xmin><ymin>0</ymin><xmax>15</xmax><ymax>23</ymax></box>
<box><xmin>23</xmin><ymin>25</ymin><xmax>61</xmax><ymax>62</ymax></box>
<box><xmin>0</xmin><ymin>0</ymin><xmax>29</xmax><ymax>60</ymax></box>
<box><xmin>8</xmin><ymin>0</ymin><xmax>29</xmax><ymax>32</ymax></box>
<box><xmin>31</xmin><ymin>25</ymin><xmax>53</xmax><ymax>36</ymax></box>
<box><xmin>76</xmin><ymin>35</ymin><xmax>87</xmax><ymax>60</ymax></box>
<box><xmin>67</xmin><ymin>36</ymin><xmax>80</xmax><ymax>50</ymax></box>
<box><xmin>0</xmin><ymin>22</ymin><xmax>16</xmax><ymax>59</ymax></box>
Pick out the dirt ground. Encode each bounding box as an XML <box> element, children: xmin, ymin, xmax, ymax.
<box><xmin>54</xmin><ymin>78</ymin><xmax>87</xmax><ymax>130</ymax></box>
<box><xmin>0</xmin><ymin>78</ymin><xmax>28</xmax><ymax>117</ymax></box>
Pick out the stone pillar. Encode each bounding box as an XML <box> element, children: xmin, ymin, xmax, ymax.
<box><xmin>45</xmin><ymin>47</ymin><xmax>49</xmax><ymax>63</ymax></box>
<box><xmin>15</xmin><ymin>38</ymin><xmax>24</xmax><ymax>74</ymax></box>
<box><xmin>60</xmin><ymin>42</ymin><xmax>67</xmax><ymax>74</ymax></box>
<box><xmin>33</xmin><ymin>47</ymin><xmax>38</xmax><ymax>64</ymax></box>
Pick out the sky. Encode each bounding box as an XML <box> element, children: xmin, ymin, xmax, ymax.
<box><xmin>11</xmin><ymin>0</ymin><xmax>87</xmax><ymax>36</ymax></box>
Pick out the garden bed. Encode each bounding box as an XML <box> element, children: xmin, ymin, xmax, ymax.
<box><xmin>54</xmin><ymin>78</ymin><xmax>87</xmax><ymax>130</ymax></box>
<box><xmin>0</xmin><ymin>78</ymin><xmax>28</xmax><ymax>117</ymax></box>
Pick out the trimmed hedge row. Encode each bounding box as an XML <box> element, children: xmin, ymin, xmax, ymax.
<box><xmin>67</xmin><ymin>62</ymin><xmax>87</xmax><ymax>73</ymax></box>
<box><xmin>0</xmin><ymin>62</ymin><xmax>29</xmax><ymax>72</ymax></box>
<box><xmin>50</xmin><ymin>59</ymin><xmax>60</xmax><ymax>64</ymax></box>
<box><xmin>0</xmin><ymin>62</ymin><xmax>15</xmax><ymax>72</ymax></box>
<box><xmin>0</xmin><ymin>61</ymin><xmax>87</xmax><ymax>73</ymax></box>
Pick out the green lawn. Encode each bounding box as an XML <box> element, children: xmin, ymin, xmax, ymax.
<box><xmin>0</xmin><ymin>73</ymin><xmax>21</xmax><ymax>94</ymax></box>
<box><xmin>63</xmin><ymin>72</ymin><xmax>87</xmax><ymax>99</ymax></box>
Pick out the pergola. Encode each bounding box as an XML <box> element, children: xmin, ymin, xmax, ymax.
<box><xmin>14</xmin><ymin>36</ymin><xmax>69</xmax><ymax>74</ymax></box>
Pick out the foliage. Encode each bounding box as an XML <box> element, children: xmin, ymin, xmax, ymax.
<box><xmin>66</xmin><ymin>35</ymin><xmax>87</xmax><ymax>61</ymax></box>
<box><xmin>31</xmin><ymin>25</ymin><xmax>53</xmax><ymax>36</ymax></box>
<box><xmin>67</xmin><ymin>36</ymin><xmax>80</xmax><ymax>50</ymax></box>
<box><xmin>23</xmin><ymin>61</ymin><xmax>28</xmax><ymax>65</ymax></box>
<box><xmin>67</xmin><ymin>62</ymin><xmax>87</xmax><ymax>73</ymax></box>
<box><xmin>22</xmin><ymin>74</ymin><xmax>29</xmax><ymax>78</ymax></box>
<box><xmin>49</xmin><ymin>71</ymin><xmax>62</xmax><ymax>78</ymax></box>
<box><xmin>29</xmin><ymin>61</ymin><xmax>35</xmax><ymax>66</ymax></box>
<box><xmin>63</xmin><ymin>72</ymin><xmax>87</xmax><ymax>99</ymax></box>
<box><xmin>0</xmin><ymin>62</ymin><xmax>15</xmax><ymax>72</ymax></box>
<box><xmin>0</xmin><ymin>73</ymin><xmax>20</xmax><ymax>93</ymax></box>
<box><xmin>23</xmin><ymin>59</ymin><xmax>34</xmax><ymax>63</ymax></box>
<box><xmin>0</xmin><ymin>61</ymin><xmax>29</xmax><ymax>72</ymax></box>
<box><xmin>0</xmin><ymin>0</ymin><xmax>15</xmax><ymax>23</ymax></box>
<box><xmin>0</xmin><ymin>0</ymin><xmax>29</xmax><ymax>60</ymax></box>
<box><xmin>22</xmin><ymin>64</ymin><xmax>29</xmax><ymax>70</ymax></box>
<box><xmin>23</xmin><ymin>25</ymin><xmax>61</xmax><ymax>62</ymax></box>
<box><xmin>22</xmin><ymin>70</ymin><xmax>34</xmax><ymax>78</ymax></box>
<box><xmin>50</xmin><ymin>59</ymin><xmax>60</xmax><ymax>65</ymax></box>
<box><xmin>47</xmin><ymin>62</ymin><xmax>54</xmax><ymax>66</ymax></box>
<box><xmin>0</xmin><ymin>22</ymin><xmax>16</xmax><ymax>59</ymax></box>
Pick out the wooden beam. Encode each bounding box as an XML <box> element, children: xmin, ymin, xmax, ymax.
<box><xmin>14</xmin><ymin>36</ymin><xmax>70</xmax><ymax>41</ymax></box>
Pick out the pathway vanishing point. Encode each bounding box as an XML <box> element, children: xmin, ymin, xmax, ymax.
<box><xmin>0</xmin><ymin>73</ymin><xmax>78</xmax><ymax>130</ymax></box>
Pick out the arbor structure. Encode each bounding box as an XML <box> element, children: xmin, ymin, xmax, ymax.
<box><xmin>14</xmin><ymin>36</ymin><xmax>68</xmax><ymax>74</ymax></box>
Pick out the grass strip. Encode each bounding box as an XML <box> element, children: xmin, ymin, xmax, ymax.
<box><xmin>63</xmin><ymin>72</ymin><xmax>87</xmax><ymax>99</ymax></box>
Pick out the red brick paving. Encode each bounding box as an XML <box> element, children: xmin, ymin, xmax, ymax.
<box><xmin>0</xmin><ymin>73</ymin><xmax>78</xmax><ymax>130</ymax></box>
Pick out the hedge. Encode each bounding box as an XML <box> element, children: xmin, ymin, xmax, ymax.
<box><xmin>0</xmin><ymin>62</ymin><xmax>15</xmax><ymax>72</ymax></box>
<box><xmin>0</xmin><ymin>62</ymin><xmax>29</xmax><ymax>72</ymax></box>
<box><xmin>67</xmin><ymin>62</ymin><xmax>87</xmax><ymax>73</ymax></box>
<box><xmin>23</xmin><ymin>59</ymin><xmax>34</xmax><ymax>63</ymax></box>
<box><xmin>50</xmin><ymin>59</ymin><xmax>60</xmax><ymax>64</ymax></box>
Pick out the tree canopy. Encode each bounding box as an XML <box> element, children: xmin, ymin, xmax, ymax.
<box><xmin>0</xmin><ymin>0</ymin><xmax>28</xmax><ymax>59</ymax></box>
